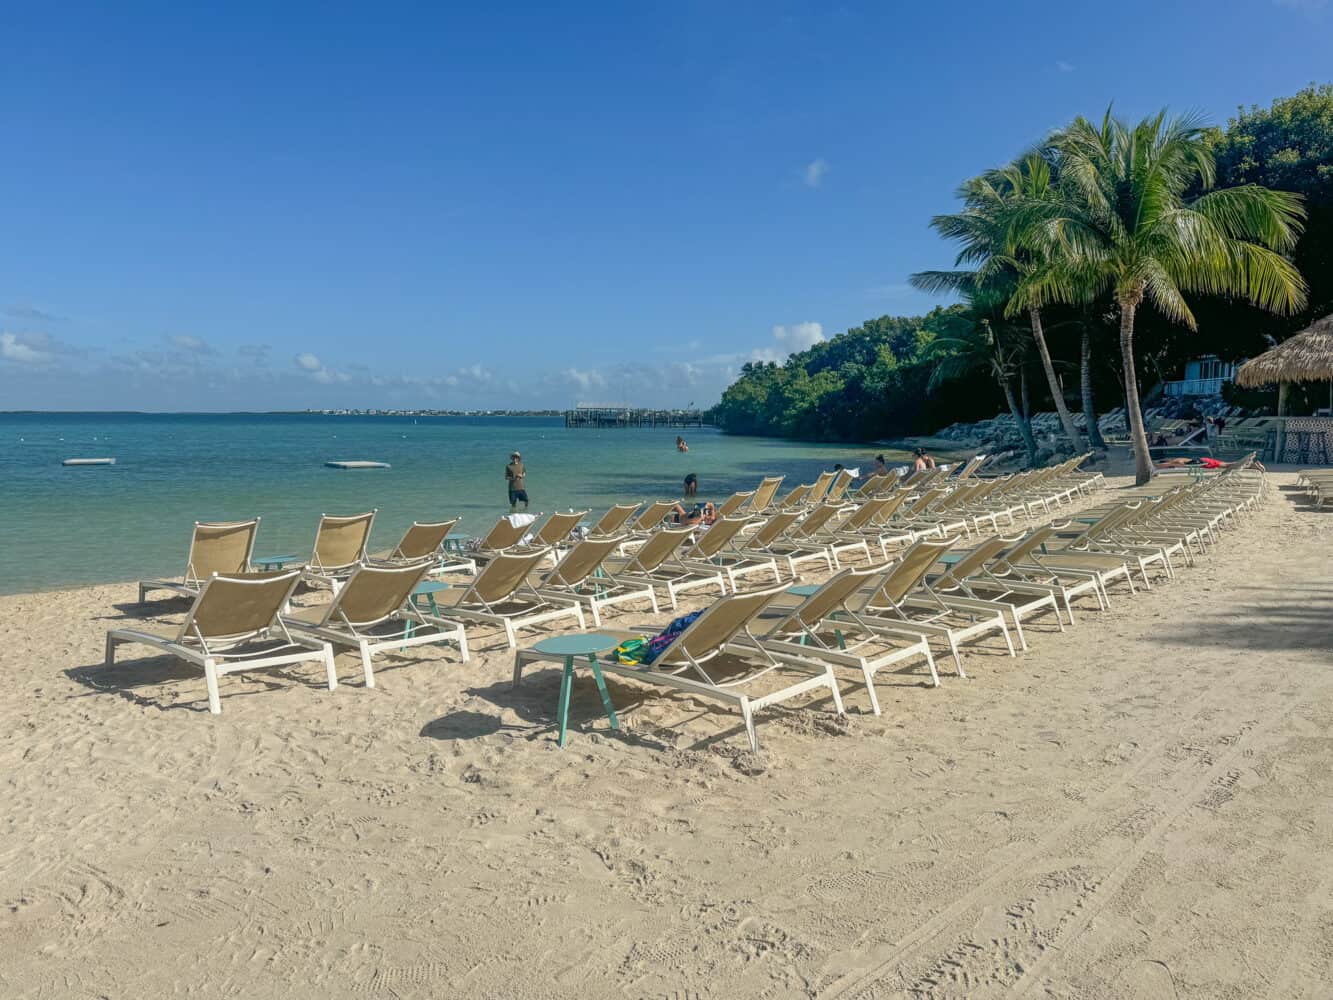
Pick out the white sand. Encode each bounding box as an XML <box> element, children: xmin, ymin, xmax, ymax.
<box><xmin>2</xmin><ymin>471</ymin><xmax>1331</xmax><ymax>998</ymax></box>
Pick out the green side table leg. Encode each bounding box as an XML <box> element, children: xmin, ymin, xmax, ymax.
<box><xmin>588</xmin><ymin>654</ymin><xmax>619</xmax><ymax>730</ymax></box>
<box><xmin>557</xmin><ymin>656</ymin><xmax>575</xmax><ymax>747</ymax></box>
<box><xmin>427</xmin><ymin>594</ymin><xmax>440</xmax><ymax>616</ymax></box>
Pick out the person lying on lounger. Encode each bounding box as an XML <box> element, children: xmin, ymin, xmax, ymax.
<box><xmin>1155</xmin><ymin>456</ymin><xmax>1266</xmax><ymax>472</ymax></box>
<box><xmin>671</xmin><ymin>501</ymin><xmax>716</xmax><ymax>526</ymax></box>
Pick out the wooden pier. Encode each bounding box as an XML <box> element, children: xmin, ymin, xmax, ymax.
<box><xmin>564</xmin><ymin>405</ymin><xmax>711</xmax><ymax>429</ymax></box>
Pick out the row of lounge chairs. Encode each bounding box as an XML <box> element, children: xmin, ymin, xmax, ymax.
<box><xmin>104</xmin><ymin>454</ymin><xmax>1109</xmax><ymax>724</ymax></box>
<box><xmin>515</xmin><ymin>464</ymin><xmax>1266</xmax><ymax>749</ymax></box>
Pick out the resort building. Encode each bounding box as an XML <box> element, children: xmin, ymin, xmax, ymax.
<box><xmin>1161</xmin><ymin>354</ymin><xmax>1240</xmax><ymax>397</ymax></box>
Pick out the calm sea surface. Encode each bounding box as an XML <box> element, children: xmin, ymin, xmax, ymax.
<box><xmin>0</xmin><ymin>413</ymin><xmax>936</xmax><ymax>594</ymax></box>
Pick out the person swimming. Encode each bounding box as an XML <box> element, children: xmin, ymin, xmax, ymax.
<box><xmin>676</xmin><ymin>436</ymin><xmax>689</xmax><ymax>452</ymax></box>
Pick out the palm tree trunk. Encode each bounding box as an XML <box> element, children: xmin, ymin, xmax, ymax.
<box><xmin>1001</xmin><ymin>376</ymin><xmax>1038</xmax><ymax>467</ymax></box>
<box><xmin>1081</xmin><ymin>325</ymin><xmax>1106</xmax><ymax>449</ymax></box>
<box><xmin>1118</xmin><ymin>299</ymin><xmax>1153</xmax><ymax>485</ymax></box>
<box><xmin>1020</xmin><ymin>364</ymin><xmax>1031</xmax><ymax>421</ymax></box>
<box><xmin>1029</xmin><ymin>308</ymin><xmax>1083</xmax><ymax>449</ymax></box>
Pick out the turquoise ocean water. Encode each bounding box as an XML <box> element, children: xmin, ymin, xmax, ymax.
<box><xmin>0</xmin><ymin>413</ymin><xmax>934</xmax><ymax>595</ymax></box>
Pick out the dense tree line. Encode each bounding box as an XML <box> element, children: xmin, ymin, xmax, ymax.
<box><xmin>713</xmin><ymin>85</ymin><xmax>1333</xmax><ymax>483</ymax></box>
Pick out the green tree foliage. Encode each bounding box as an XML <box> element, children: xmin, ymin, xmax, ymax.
<box><xmin>712</xmin><ymin>306</ymin><xmax>999</xmax><ymax>441</ymax></box>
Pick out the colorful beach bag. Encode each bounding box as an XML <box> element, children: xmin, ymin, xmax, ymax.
<box><xmin>612</xmin><ymin>611</ymin><xmax>702</xmax><ymax>666</ymax></box>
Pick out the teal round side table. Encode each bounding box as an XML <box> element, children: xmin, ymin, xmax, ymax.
<box><xmin>527</xmin><ymin>633</ymin><xmax>623</xmax><ymax>747</ymax></box>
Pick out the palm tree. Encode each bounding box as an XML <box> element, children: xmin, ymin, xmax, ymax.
<box><xmin>913</xmin><ymin>155</ymin><xmax>1085</xmax><ymax>452</ymax></box>
<box><xmin>1013</xmin><ymin>110</ymin><xmax>1308</xmax><ymax>484</ymax></box>
<box><xmin>927</xmin><ymin>310</ymin><xmax>1039</xmax><ymax>466</ymax></box>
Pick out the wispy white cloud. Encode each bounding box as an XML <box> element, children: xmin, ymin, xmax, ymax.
<box><xmin>169</xmin><ymin>333</ymin><xmax>213</xmax><ymax>354</ymax></box>
<box><xmin>1055</xmin><ymin>60</ymin><xmax>1075</xmax><ymax>73</ymax></box>
<box><xmin>802</xmin><ymin>158</ymin><xmax>829</xmax><ymax>188</ymax></box>
<box><xmin>748</xmin><ymin>322</ymin><xmax>825</xmax><ymax>363</ymax></box>
<box><xmin>293</xmin><ymin>350</ymin><xmax>349</xmax><ymax>384</ymax></box>
<box><xmin>0</xmin><ymin>332</ymin><xmax>54</xmax><ymax>365</ymax></box>
<box><xmin>4</xmin><ymin>303</ymin><xmax>66</xmax><ymax>323</ymax></box>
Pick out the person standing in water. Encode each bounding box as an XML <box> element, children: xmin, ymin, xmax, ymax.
<box><xmin>505</xmin><ymin>451</ymin><xmax>528</xmax><ymax>511</ymax></box>
<box><xmin>676</xmin><ymin>436</ymin><xmax>689</xmax><ymax>452</ymax></box>
<box><xmin>683</xmin><ymin>472</ymin><xmax>698</xmax><ymax>498</ymax></box>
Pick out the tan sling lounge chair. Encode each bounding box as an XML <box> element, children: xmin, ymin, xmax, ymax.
<box><xmin>679</xmin><ymin>516</ymin><xmax>783</xmax><ymax>591</ymax></box>
<box><xmin>303</xmin><ymin>510</ymin><xmax>377</xmax><ymax>590</ymax></box>
<box><xmin>737</xmin><ymin>565</ymin><xmax>939</xmax><ymax>715</ymax></box>
<box><xmin>588</xmin><ymin>503</ymin><xmax>641</xmax><ymax>537</ymax></box>
<box><xmin>428</xmin><ymin>548</ymin><xmax>586</xmax><ymax>649</ymax></box>
<box><xmin>516</xmin><ymin>584</ymin><xmax>845</xmax><ymax>752</ymax></box>
<box><xmin>749</xmin><ymin>476</ymin><xmax>785</xmax><ymax>513</ymax></box>
<box><xmin>854</xmin><ymin>537</ymin><xmax>1016</xmax><ymax>677</ymax></box>
<box><xmin>375</xmin><ymin>518</ymin><xmax>476</xmax><ymax>575</ymax></box>
<box><xmin>106</xmin><ymin>569</ymin><xmax>336</xmax><ymax>714</ymax></box>
<box><xmin>283</xmin><ymin>560</ymin><xmax>469</xmax><ymax>688</ymax></box>
<box><xmin>139</xmin><ymin>517</ymin><xmax>260</xmax><ymax>603</ymax></box>
<box><xmin>535</xmin><ymin>535</ymin><xmax>660</xmax><ymax>626</ymax></box>
<box><xmin>603</xmin><ymin>527</ymin><xmax>727</xmax><ymax>609</ymax></box>
<box><xmin>925</xmin><ymin>535</ymin><xmax>1066</xmax><ymax>649</ymax></box>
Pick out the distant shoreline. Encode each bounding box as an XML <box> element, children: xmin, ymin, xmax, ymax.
<box><xmin>0</xmin><ymin>409</ymin><xmax>570</xmax><ymax>417</ymax></box>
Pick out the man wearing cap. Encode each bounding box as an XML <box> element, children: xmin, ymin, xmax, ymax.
<box><xmin>505</xmin><ymin>451</ymin><xmax>529</xmax><ymax>512</ymax></box>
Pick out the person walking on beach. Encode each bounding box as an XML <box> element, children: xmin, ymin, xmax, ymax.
<box><xmin>505</xmin><ymin>451</ymin><xmax>528</xmax><ymax>511</ymax></box>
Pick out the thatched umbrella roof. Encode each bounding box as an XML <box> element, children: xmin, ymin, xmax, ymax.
<box><xmin>1235</xmin><ymin>314</ymin><xmax>1333</xmax><ymax>387</ymax></box>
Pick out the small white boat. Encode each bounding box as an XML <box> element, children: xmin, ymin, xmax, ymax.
<box><xmin>62</xmin><ymin>457</ymin><xmax>116</xmax><ymax>466</ymax></box>
<box><xmin>324</xmin><ymin>460</ymin><xmax>391</xmax><ymax>470</ymax></box>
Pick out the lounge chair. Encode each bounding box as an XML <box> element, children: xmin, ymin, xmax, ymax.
<box><xmin>737</xmin><ymin>565</ymin><xmax>938</xmax><ymax>714</ymax></box>
<box><xmin>925</xmin><ymin>535</ymin><xmax>1066</xmax><ymax>648</ymax></box>
<box><xmin>771</xmin><ymin>482</ymin><xmax>813</xmax><ymax>512</ymax></box>
<box><xmin>283</xmin><ymin>560</ymin><xmax>468</xmax><ymax>687</ymax></box>
<box><xmin>533</xmin><ymin>584</ymin><xmax>845</xmax><ymax>752</ymax></box>
<box><xmin>527</xmin><ymin>509</ymin><xmax>590</xmax><ymax>553</ymax></box>
<box><xmin>629</xmin><ymin>500</ymin><xmax>679</xmax><ymax>534</ymax></box>
<box><xmin>106</xmin><ymin>569</ymin><xmax>336</xmax><ymax>714</ymax></box>
<box><xmin>588</xmin><ymin>503</ymin><xmax>641</xmax><ymax>537</ymax></box>
<box><xmin>536</xmin><ymin>535</ymin><xmax>659</xmax><ymax>626</ymax></box>
<box><xmin>428</xmin><ymin>549</ymin><xmax>586</xmax><ymax>649</ymax></box>
<box><xmin>303</xmin><ymin>510</ymin><xmax>377</xmax><ymax>591</ymax></box>
<box><xmin>987</xmin><ymin>526</ymin><xmax>1112</xmax><ymax>618</ymax></box>
<box><xmin>1003</xmin><ymin>523</ymin><xmax>1137</xmax><ymax>600</ymax></box>
<box><xmin>748</xmin><ymin>476</ymin><xmax>785</xmax><ymax>513</ymax></box>
<box><xmin>825</xmin><ymin>469</ymin><xmax>856</xmax><ymax>502</ymax></box>
<box><xmin>729</xmin><ymin>511</ymin><xmax>827</xmax><ymax>578</ymax></box>
<box><xmin>853</xmin><ymin>537</ymin><xmax>1016</xmax><ymax>676</ymax></box>
<box><xmin>679</xmin><ymin>516</ymin><xmax>782</xmax><ymax>591</ymax></box>
<box><xmin>374</xmin><ymin>518</ymin><xmax>476</xmax><ymax>575</ymax></box>
<box><xmin>715</xmin><ymin>491</ymin><xmax>755</xmax><ymax>519</ymax></box>
<box><xmin>472</xmin><ymin>514</ymin><xmax>538</xmax><ymax>559</ymax></box>
<box><xmin>808</xmin><ymin>470</ymin><xmax>836</xmax><ymax>501</ymax></box>
<box><xmin>603</xmin><ymin>527</ymin><xmax>727</xmax><ymax>609</ymax></box>
<box><xmin>138</xmin><ymin>518</ymin><xmax>260</xmax><ymax>603</ymax></box>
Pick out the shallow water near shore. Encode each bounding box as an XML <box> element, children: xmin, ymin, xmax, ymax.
<box><xmin>0</xmin><ymin>413</ymin><xmax>939</xmax><ymax>594</ymax></box>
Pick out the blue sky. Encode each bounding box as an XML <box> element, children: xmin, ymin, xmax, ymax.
<box><xmin>2</xmin><ymin>1</ymin><xmax>1329</xmax><ymax>410</ymax></box>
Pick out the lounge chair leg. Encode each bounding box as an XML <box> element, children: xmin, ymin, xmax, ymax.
<box><xmin>204</xmin><ymin>658</ymin><xmax>222</xmax><ymax>715</ymax></box>
<box><xmin>923</xmin><ymin>645</ymin><xmax>940</xmax><ymax>687</ymax></box>
<box><xmin>1009</xmin><ymin>612</ymin><xmax>1028</xmax><ymax>650</ymax></box>
<box><xmin>739</xmin><ymin>698</ymin><xmax>759</xmax><ymax>753</ymax></box>
<box><xmin>325</xmin><ymin>646</ymin><xmax>339</xmax><ymax>691</ymax></box>
<box><xmin>358</xmin><ymin>640</ymin><xmax>374</xmax><ymax>689</ymax></box>
<box><xmin>1000</xmin><ymin>619</ymin><xmax>1017</xmax><ymax>657</ymax></box>
<box><xmin>590</xmin><ymin>602</ymin><xmax>602</xmax><ymax>628</ymax></box>
<box><xmin>556</xmin><ymin>656</ymin><xmax>574</xmax><ymax>748</ymax></box>
<box><xmin>949</xmin><ymin>637</ymin><xmax>966</xmax><ymax>678</ymax></box>
<box><xmin>505</xmin><ymin>620</ymin><xmax>517</xmax><ymax>649</ymax></box>
<box><xmin>862</xmin><ymin>667</ymin><xmax>882</xmax><ymax>716</ymax></box>
<box><xmin>104</xmin><ymin>634</ymin><xmax>117</xmax><ymax>666</ymax></box>
<box><xmin>648</xmin><ymin>590</ymin><xmax>660</xmax><ymax>615</ymax></box>
<box><xmin>825</xmin><ymin>666</ymin><xmax>846</xmax><ymax>716</ymax></box>
<box><xmin>458</xmin><ymin>629</ymin><xmax>470</xmax><ymax>663</ymax></box>
<box><xmin>512</xmin><ymin>652</ymin><xmax>524</xmax><ymax>688</ymax></box>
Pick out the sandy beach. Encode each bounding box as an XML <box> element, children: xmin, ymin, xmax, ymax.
<box><xmin>2</xmin><ymin>470</ymin><xmax>1331</xmax><ymax>998</ymax></box>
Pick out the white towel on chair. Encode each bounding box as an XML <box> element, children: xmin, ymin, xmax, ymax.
<box><xmin>506</xmin><ymin>513</ymin><xmax>538</xmax><ymax>528</ymax></box>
